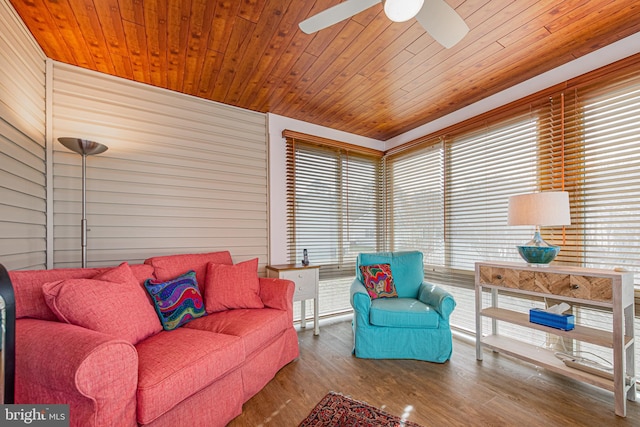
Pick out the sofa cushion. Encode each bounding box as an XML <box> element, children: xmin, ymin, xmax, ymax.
<box><xmin>144</xmin><ymin>271</ymin><xmax>207</xmax><ymax>331</ymax></box>
<box><xmin>128</xmin><ymin>264</ymin><xmax>156</xmax><ymax>286</ymax></box>
<box><xmin>184</xmin><ymin>308</ymin><xmax>289</xmax><ymax>357</ymax></box>
<box><xmin>41</xmin><ymin>262</ymin><xmax>162</xmax><ymax>344</ymax></box>
<box><xmin>12</xmin><ymin>268</ymin><xmax>103</xmax><ymax>321</ymax></box>
<box><xmin>144</xmin><ymin>251</ymin><xmax>233</xmax><ymax>290</ymax></box>
<box><xmin>10</xmin><ymin>264</ymin><xmax>154</xmax><ymax>321</ymax></box>
<box><xmin>135</xmin><ymin>328</ymin><xmax>245</xmax><ymax>425</ymax></box>
<box><xmin>369</xmin><ymin>298</ymin><xmax>440</xmax><ymax>329</ymax></box>
<box><xmin>359</xmin><ymin>264</ymin><xmax>398</xmax><ymax>299</ymax></box>
<box><xmin>204</xmin><ymin>258</ymin><xmax>264</xmax><ymax>313</ymax></box>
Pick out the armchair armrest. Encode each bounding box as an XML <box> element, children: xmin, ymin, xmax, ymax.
<box><xmin>418</xmin><ymin>282</ymin><xmax>456</xmax><ymax>321</ymax></box>
<box><xmin>259</xmin><ymin>277</ymin><xmax>295</xmax><ymax>314</ymax></box>
<box><xmin>16</xmin><ymin>319</ymin><xmax>138</xmax><ymax>427</ymax></box>
<box><xmin>350</xmin><ymin>279</ymin><xmax>372</xmax><ymax>324</ymax></box>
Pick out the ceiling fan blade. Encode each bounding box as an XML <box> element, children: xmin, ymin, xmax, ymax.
<box><xmin>299</xmin><ymin>0</ymin><xmax>381</xmax><ymax>34</ymax></box>
<box><xmin>416</xmin><ymin>0</ymin><xmax>469</xmax><ymax>48</ymax></box>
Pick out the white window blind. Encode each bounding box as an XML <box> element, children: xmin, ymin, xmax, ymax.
<box><xmin>384</xmin><ymin>139</ymin><xmax>444</xmax><ymax>265</ymax></box>
<box><xmin>285</xmin><ymin>134</ymin><xmax>383</xmax><ymax>284</ymax></box>
<box><xmin>285</xmin><ymin>134</ymin><xmax>383</xmax><ymax>317</ymax></box>
<box><xmin>574</xmin><ymin>70</ymin><xmax>640</xmax><ymax>276</ymax></box>
<box><xmin>532</xmin><ymin>68</ymin><xmax>640</xmax><ymax>278</ymax></box>
<box><xmin>446</xmin><ymin>115</ymin><xmax>541</xmax><ymax>270</ymax></box>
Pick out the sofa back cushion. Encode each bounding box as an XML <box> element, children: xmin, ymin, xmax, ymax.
<box><xmin>204</xmin><ymin>258</ymin><xmax>264</xmax><ymax>313</ymax></box>
<box><xmin>10</xmin><ymin>263</ymin><xmax>154</xmax><ymax>320</ymax></box>
<box><xmin>356</xmin><ymin>251</ymin><xmax>424</xmax><ymax>298</ymax></box>
<box><xmin>144</xmin><ymin>251</ymin><xmax>233</xmax><ymax>291</ymax></box>
<box><xmin>42</xmin><ymin>262</ymin><xmax>162</xmax><ymax>344</ymax></box>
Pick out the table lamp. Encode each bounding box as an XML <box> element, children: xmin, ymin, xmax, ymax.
<box><xmin>507</xmin><ymin>191</ymin><xmax>571</xmax><ymax>264</ymax></box>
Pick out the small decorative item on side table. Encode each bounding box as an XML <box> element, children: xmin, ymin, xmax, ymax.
<box><xmin>266</xmin><ymin>263</ymin><xmax>320</xmax><ymax>335</ymax></box>
<box><xmin>529</xmin><ymin>307</ymin><xmax>575</xmax><ymax>331</ymax></box>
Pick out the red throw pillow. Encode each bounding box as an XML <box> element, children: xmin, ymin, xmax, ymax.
<box><xmin>42</xmin><ymin>262</ymin><xmax>162</xmax><ymax>344</ymax></box>
<box><xmin>204</xmin><ymin>258</ymin><xmax>264</xmax><ymax>313</ymax></box>
<box><xmin>144</xmin><ymin>251</ymin><xmax>233</xmax><ymax>290</ymax></box>
<box><xmin>359</xmin><ymin>264</ymin><xmax>398</xmax><ymax>299</ymax></box>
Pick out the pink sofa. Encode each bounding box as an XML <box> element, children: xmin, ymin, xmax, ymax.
<box><xmin>9</xmin><ymin>251</ymin><xmax>299</xmax><ymax>427</ymax></box>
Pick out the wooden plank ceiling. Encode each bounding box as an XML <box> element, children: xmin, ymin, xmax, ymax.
<box><xmin>10</xmin><ymin>0</ymin><xmax>640</xmax><ymax>140</ymax></box>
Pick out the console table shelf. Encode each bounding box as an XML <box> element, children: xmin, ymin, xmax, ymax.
<box><xmin>475</xmin><ymin>261</ymin><xmax>636</xmax><ymax>417</ymax></box>
<box><xmin>480</xmin><ymin>307</ymin><xmax>632</xmax><ymax>348</ymax></box>
<box><xmin>481</xmin><ymin>335</ymin><xmax>615</xmax><ymax>391</ymax></box>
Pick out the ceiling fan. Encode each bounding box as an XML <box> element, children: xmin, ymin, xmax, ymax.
<box><xmin>299</xmin><ymin>0</ymin><xmax>469</xmax><ymax>49</ymax></box>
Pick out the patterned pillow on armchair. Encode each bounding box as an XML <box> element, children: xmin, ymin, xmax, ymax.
<box><xmin>359</xmin><ymin>264</ymin><xmax>398</xmax><ymax>299</ymax></box>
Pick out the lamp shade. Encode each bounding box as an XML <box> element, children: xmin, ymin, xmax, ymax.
<box><xmin>58</xmin><ymin>137</ymin><xmax>108</xmax><ymax>156</ymax></box>
<box><xmin>383</xmin><ymin>0</ymin><xmax>424</xmax><ymax>22</ymax></box>
<box><xmin>507</xmin><ymin>191</ymin><xmax>571</xmax><ymax>227</ymax></box>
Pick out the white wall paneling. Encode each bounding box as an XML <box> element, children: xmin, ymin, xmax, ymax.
<box><xmin>0</xmin><ymin>0</ymin><xmax>46</xmax><ymax>270</ymax></box>
<box><xmin>51</xmin><ymin>62</ymin><xmax>269</xmax><ymax>269</ymax></box>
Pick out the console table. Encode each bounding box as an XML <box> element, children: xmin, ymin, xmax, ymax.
<box><xmin>475</xmin><ymin>261</ymin><xmax>636</xmax><ymax>417</ymax></box>
<box><xmin>266</xmin><ymin>264</ymin><xmax>320</xmax><ymax>335</ymax></box>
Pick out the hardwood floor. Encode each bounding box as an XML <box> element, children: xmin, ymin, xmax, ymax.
<box><xmin>229</xmin><ymin>317</ymin><xmax>639</xmax><ymax>426</ymax></box>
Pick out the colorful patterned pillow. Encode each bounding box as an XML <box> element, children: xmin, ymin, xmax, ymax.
<box><xmin>359</xmin><ymin>264</ymin><xmax>398</xmax><ymax>299</ymax></box>
<box><xmin>144</xmin><ymin>270</ymin><xmax>206</xmax><ymax>331</ymax></box>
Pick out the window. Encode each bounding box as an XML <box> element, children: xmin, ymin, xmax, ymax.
<box><xmin>385</xmin><ymin>112</ymin><xmax>551</xmax><ymax>331</ymax></box>
<box><xmin>572</xmin><ymin>72</ymin><xmax>640</xmax><ymax>272</ymax></box>
<box><xmin>284</xmin><ymin>132</ymin><xmax>383</xmax><ymax>316</ymax></box>
<box><xmin>384</xmin><ymin>139</ymin><xmax>444</xmax><ymax>264</ymax></box>
<box><xmin>446</xmin><ymin>115</ymin><xmax>541</xmax><ymax>270</ymax></box>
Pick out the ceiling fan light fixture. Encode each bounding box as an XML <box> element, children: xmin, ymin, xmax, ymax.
<box><xmin>383</xmin><ymin>0</ymin><xmax>425</xmax><ymax>23</ymax></box>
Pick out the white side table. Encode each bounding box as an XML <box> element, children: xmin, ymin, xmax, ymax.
<box><xmin>266</xmin><ymin>264</ymin><xmax>320</xmax><ymax>335</ymax></box>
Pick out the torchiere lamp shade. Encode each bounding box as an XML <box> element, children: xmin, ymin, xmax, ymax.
<box><xmin>58</xmin><ymin>137</ymin><xmax>108</xmax><ymax>156</ymax></box>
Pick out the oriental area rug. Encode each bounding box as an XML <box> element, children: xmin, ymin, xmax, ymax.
<box><xmin>298</xmin><ymin>391</ymin><xmax>425</xmax><ymax>427</ymax></box>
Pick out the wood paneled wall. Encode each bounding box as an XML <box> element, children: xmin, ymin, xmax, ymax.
<box><xmin>50</xmin><ymin>62</ymin><xmax>269</xmax><ymax>269</ymax></box>
<box><xmin>0</xmin><ymin>0</ymin><xmax>46</xmax><ymax>270</ymax></box>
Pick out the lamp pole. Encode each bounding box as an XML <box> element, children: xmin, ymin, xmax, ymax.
<box><xmin>58</xmin><ymin>138</ymin><xmax>108</xmax><ymax>268</ymax></box>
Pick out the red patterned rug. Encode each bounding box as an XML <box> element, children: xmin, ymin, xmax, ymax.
<box><xmin>298</xmin><ymin>391</ymin><xmax>424</xmax><ymax>427</ymax></box>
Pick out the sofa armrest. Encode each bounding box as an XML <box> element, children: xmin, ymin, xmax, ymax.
<box><xmin>418</xmin><ymin>282</ymin><xmax>456</xmax><ymax>321</ymax></box>
<box><xmin>259</xmin><ymin>277</ymin><xmax>295</xmax><ymax>314</ymax></box>
<box><xmin>16</xmin><ymin>319</ymin><xmax>138</xmax><ymax>427</ymax></box>
<box><xmin>350</xmin><ymin>279</ymin><xmax>372</xmax><ymax>324</ymax></box>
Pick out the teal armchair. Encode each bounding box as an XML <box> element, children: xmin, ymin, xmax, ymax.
<box><xmin>350</xmin><ymin>251</ymin><xmax>456</xmax><ymax>362</ymax></box>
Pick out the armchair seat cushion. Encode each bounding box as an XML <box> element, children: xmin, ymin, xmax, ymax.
<box><xmin>369</xmin><ymin>298</ymin><xmax>440</xmax><ymax>329</ymax></box>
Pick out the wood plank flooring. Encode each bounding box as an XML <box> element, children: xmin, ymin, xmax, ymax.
<box><xmin>229</xmin><ymin>316</ymin><xmax>639</xmax><ymax>426</ymax></box>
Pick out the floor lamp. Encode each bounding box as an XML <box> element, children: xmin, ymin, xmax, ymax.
<box><xmin>58</xmin><ymin>137</ymin><xmax>108</xmax><ymax>268</ymax></box>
